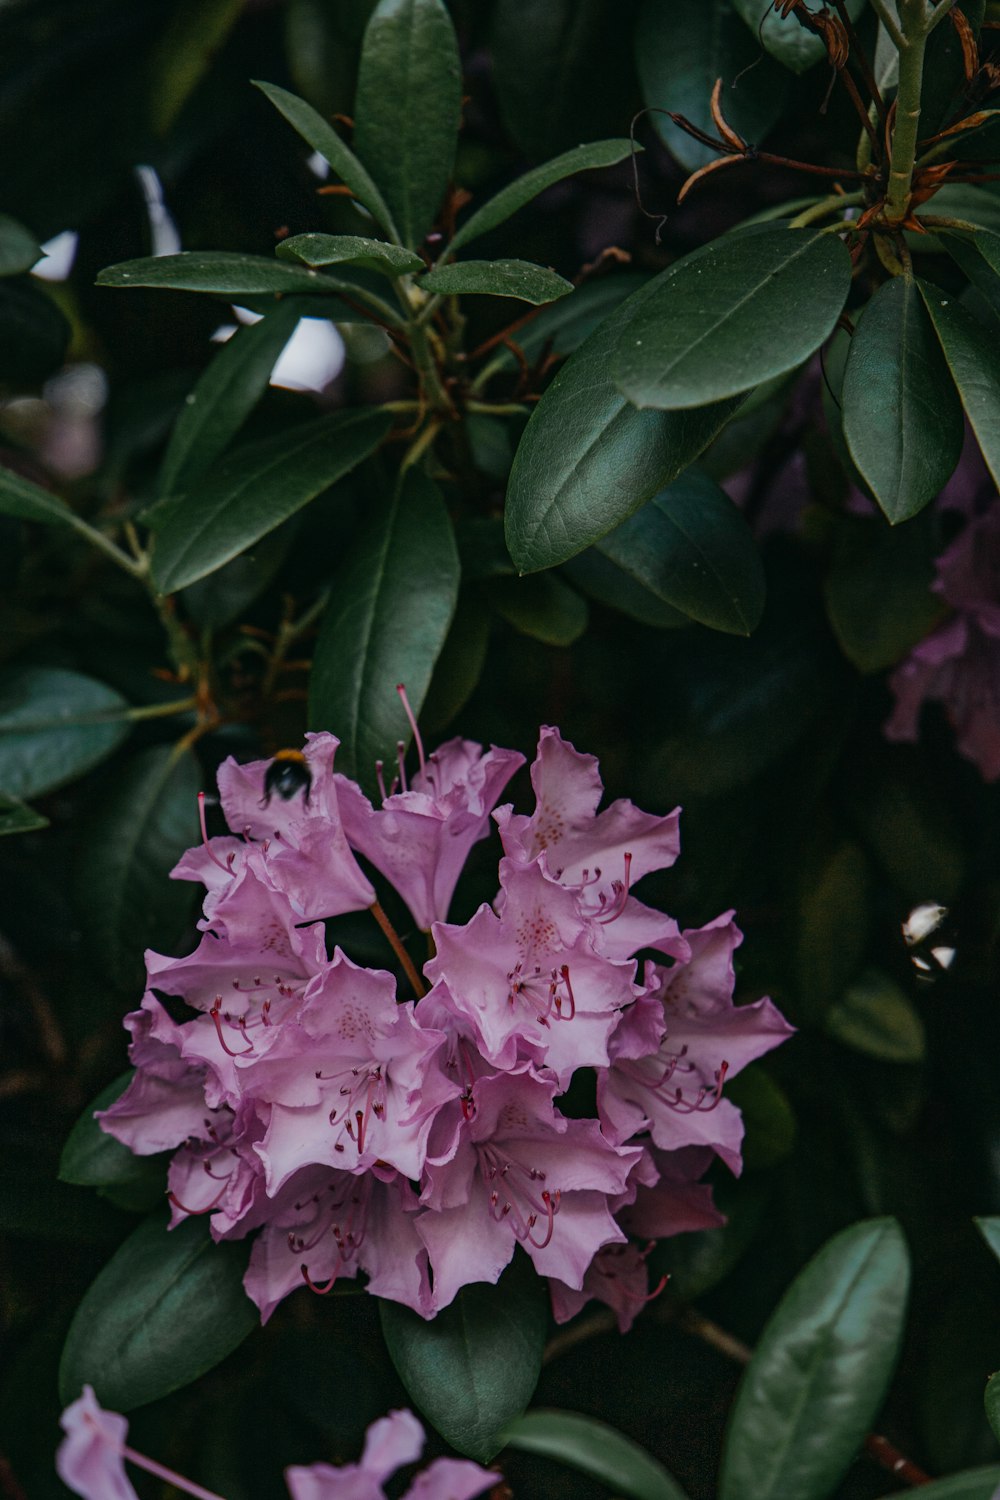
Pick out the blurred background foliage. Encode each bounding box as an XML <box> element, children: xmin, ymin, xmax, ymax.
<box><xmin>1</xmin><ymin>1</ymin><xmax>1000</xmax><ymax>1497</ymax></box>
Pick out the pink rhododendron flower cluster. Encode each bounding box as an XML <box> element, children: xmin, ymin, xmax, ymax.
<box><xmin>97</xmin><ymin>719</ymin><xmax>793</xmax><ymax>1328</ymax></box>
<box><xmin>886</xmin><ymin>500</ymin><xmax>1000</xmax><ymax>781</ymax></box>
<box><xmin>58</xmin><ymin>1387</ymin><xmax>497</xmax><ymax>1500</ymax></box>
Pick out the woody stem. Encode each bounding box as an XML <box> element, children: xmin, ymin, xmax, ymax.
<box><xmin>370</xmin><ymin>900</ymin><xmax>427</xmax><ymax>998</ymax></box>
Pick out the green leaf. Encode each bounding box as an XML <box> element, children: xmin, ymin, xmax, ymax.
<box><xmin>923</xmin><ymin>185</ymin><xmax>1000</xmax><ymax>235</ymax></box>
<box><xmin>824</xmin><ymin>510</ymin><xmax>942</xmax><ymax>673</ymax></box>
<box><xmin>0</xmin><ymin>667</ymin><xmax>130</xmax><ymax>800</ymax></box>
<box><xmin>353</xmin><ymin>0</ymin><xmax>462</xmax><ymax>248</ymax></box>
<box><xmin>450</xmin><ymin>138</ymin><xmax>636</xmax><ymax>252</ymax></box>
<box><xmin>503</xmin><ymin>1409</ymin><xmax>690</xmax><ymax>1500</ymax></box>
<box><xmin>96</xmin><ymin>251</ymin><xmax>364</xmax><ymax>298</ymax></box>
<box><xmin>253</xmin><ymin>80</ymin><xmax>399</xmax><ymax>240</ymax></box>
<box><xmin>732</xmin><ymin>0</ymin><xmax>867</xmax><ymax>73</ymax></box>
<box><xmin>379</xmin><ymin>1253</ymin><xmax>547</xmax><ymax>1462</ymax></box>
<box><xmin>0</xmin><ymin>214</ymin><xmax>42</xmax><ymax>277</ymax></box>
<box><xmin>0</xmin><ymin>792</ymin><xmax>48</xmax><ymax>835</ymax></box>
<box><xmin>661</xmin><ymin>1176</ymin><xmax>771</xmax><ymax>1302</ymax></box>
<box><xmin>181</xmin><ymin>519</ymin><xmax>300</xmax><ymax>631</ymax></box>
<box><xmin>421</xmin><ymin>594</ymin><xmax>492</xmax><ymax>732</ymax></box>
<box><xmin>491</xmin><ymin>272</ymin><xmax>648</xmax><ymax>369</ymax></box>
<box><xmin>725</xmin><ymin>1068</ymin><xmax>797</xmax><ymax>1170</ymax></box>
<box><xmin>593</xmin><ymin>470</ymin><xmax>765</xmax><ymax>635</ymax></box>
<box><xmin>825</xmin><ymin>968</ymin><xmax>927</xmax><ymax>1064</ymax></box>
<box><xmin>420</xmin><ymin>259</ymin><xmax>573</xmax><ymax>304</ymax></box>
<box><xmin>487</xmin><ymin>573</ymin><xmax>589</xmax><ymax>645</ymax></box>
<box><xmin>919</xmin><ymin>278</ymin><xmax>1000</xmax><ymax>487</ymax></box>
<box><xmin>158</xmin><ymin>302</ymin><xmax>302</xmax><ymax>497</ymax></box>
<box><xmin>73</xmin><ymin>746</ymin><xmax>200</xmax><ymax>989</ymax></box>
<box><xmin>719</xmin><ymin>1218</ymin><xmax>910</xmax><ymax>1500</ymax></box>
<box><xmin>842</xmin><ymin>275</ymin><xmax>963</xmax><ymax>524</ymax></box>
<box><xmin>974</xmin><ymin>1217</ymin><xmax>1000</xmax><ymax>1263</ymax></box>
<box><xmin>795</xmin><ymin>837</ymin><xmax>872</xmax><ymax>1023</ymax></box>
<box><xmin>874</xmin><ymin>1470</ymin><xmax>1000</xmax><ymax>1500</ymax></box>
<box><xmin>59</xmin><ymin>1211</ymin><xmax>257</xmax><ymax>1411</ymax></box>
<box><xmin>148</xmin><ymin>0</ymin><xmax>243</xmax><ymax>134</ymax></box>
<box><xmin>151</xmin><ymin>407</ymin><xmax>391</xmax><ymax>593</ymax></box>
<box><xmin>0</xmin><ymin>278</ymin><xmax>71</xmax><ymax>384</ymax></box>
<box><xmin>505</xmin><ymin>281</ymin><xmax>741</xmax><ymax>573</ymax></box>
<box><xmin>0</xmin><ymin>465</ymin><xmax>76</xmax><ymax>526</ymax></box>
<box><xmin>613</xmin><ymin>225</ymin><xmax>852</xmax><ymax>410</ymax></box>
<box><xmin>563</xmin><ymin>549</ymin><xmax>690</xmax><ymax>629</ymax></box>
<box><xmin>940</xmin><ymin>232</ymin><xmax>1000</xmax><ymax>322</ymax></box>
<box><xmin>59</xmin><ymin>1072</ymin><xmax>167</xmax><ymax>1192</ymax></box>
<box><xmin>985</xmin><ymin>1372</ymin><xmax>1000</xmax><ymax>1443</ymax></box>
<box><xmin>309</xmin><ymin>469</ymin><xmax>460</xmax><ymax>790</ymax></box>
<box><xmin>636</xmin><ymin>0</ymin><xmax>787</xmax><ymax>172</ymax></box>
<box><xmin>276</xmin><ymin>233</ymin><xmax>423</xmax><ymax>275</ymax></box>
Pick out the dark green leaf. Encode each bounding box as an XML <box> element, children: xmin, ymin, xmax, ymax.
<box><xmin>59</xmin><ymin>1072</ymin><xmax>167</xmax><ymax>1191</ymax></box>
<box><xmin>940</xmin><ymin>232</ymin><xmax>1000</xmax><ymax>322</ymax></box>
<box><xmin>158</xmin><ymin>301</ymin><xmax>303</xmax><ymax>497</ymax></box>
<box><xmin>824</xmin><ymin>510</ymin><xmax>942</xmax><ymax>673</ymax></box>
<box><xmin>725</xmin><ymin>1068</ymin><xmax>797</xmax><ymax>1169</ymax></box>
<box><xmin>450</xmin><ymin>139</ymin><xmax>636</xmax><ymax>252</ymax></box>
<box><xmin>719</xmin><ymin>1218</ymin><xmax>910</xmax><ymax>1500</ymax></box>
<box><xmin>660</xmin><ymin>1176</ymin><xmax>771</xmax><ymax>1302</ymax></box>
<box><xmin>151</xmin><ymin>407</ymin><xmax>391</xmax><ymax>593</ymax></box>
<box><xmin>975</xmin><ymin>1217</ymin><xmax>1000</xmax><ymax>1263</ymax></box>
<box><xmin>503</xmin><ymin>1409</ymin><xmax>689</xmax><ymax>1500</ymax></box>
<box><xmin>919</xmin><ymin>0</ymin><xmax>985</xmax><ymax>137</ymax></box>
<box><xmin>594</xmin><ymin>470</ymin><xmax>765</xmax><ymax>635</ymax></box>
<box><xmin>919</xmin><ymin>278</ymin><xmax>1000</xmax><ymax>487</ymax></box>
<box><xmin>253</xmin><ymin>80</ymin><xmax>398</xmax><ymax>239</ymax></box>
<box><xmin>97</xmin><ymin>251</ymin><xmax>365</xmax><ymax>298</ymax></box>
<box><xmin>181</xmin><ymin>519</ymin><xmax>300</xmax><ymax>631</ymax></box>
<box><xmin>613</xmin><ymin>225</ymin><xmax>852</xmax><ymax>410</ymax></box>
<box><xmin>309</xmin><ymin>469</ymin><xmax>460</xmax><ymax>790</ymax></box>
<box><xmin>842</xmin><ymin>275</ymin><xmax>963</xmax><ymax>523</ymax></box>
<box><xmin>421</xmin><ymin>594</ymin><xmax>492</xmax><ymax>733</ymax></box>
<box><xmin>491</xmin><ymin>272</ymin><xmax>648</xmax><ymax>369</ymax></box>
<box><xmin>0</xmin><ymin>465</ymin><xmax>76</xmax><ymax>525</ymax></box>
<box><xmin>73</xmin><ymin>746</ymin><xmax>200</xmax><ymax>989</ymax></box>
<box><xmin>379</xmin><ymin>1254</ymin><xmax>547</xmax><ymax>1462</ymax></box>
<box><xmin>276</xmin><ymin>233</ymin><xmax>423</xmax><ymax>275</ymax></box>
<box><xmin>487</xmin><ymin>573</ymin><xmax>589</xmax><ymax>645</ymax></box>
<box><xmin>148</xmin><ymin>0</ymin><xmax>243</xmax><ymax>134</ymax></box>
<box><xmin>795</xmin><ymin>837</ymin><xmax>871</xmax><ymax>1023</ymax></box>
<box><xmin>636</xmin><ymin>0</ymin><xmax>787</xmax><ymax>172</ymax></box>
<box><xmin>825</xmin><ymin>968</ymin><xmax>927</xmax><ymax>1064</ymax></box>
<box><xmin>0</xmin><ymin>792</ymin><xmax>48</xmax><ymax>835</ymax></box>
<box><xmin>563</xmin><ymin>549</ymin><xmax>689</xmax><ymax>629</ymax></box>
<box><xmin>732</xmin><ymin>0</ymin><xmax>866</xmax><ymax>72</ymax></box>
<box><xmin>353</xmin><ymin>0</ymin><xmax>462</xmax><ymax>248</ymax></box>
<box><xmin>874</xmin><ymin>1469</ymin><xmax>1000</xmax><ymax>1500</ymax></box>
<box><xmin>59</xmin><ymin>1211</ymin><xmax>257</xmax><ymax>1411</ymax></box>
<box><xmin>923</xmin><ymin>185</ymin><xmax>1000</xmax><ymax>235</ymax></box>
<box><xmin>0</xmin><ymin>667</ymin><xmax>130</xmax><ymax>800</ymax></box>
<box><xmin>0</xmin><ymin>277</ymin><xmax>71</xmax><ymax>384</ymax></box>
<box><xmin>420</xmin><ymin>259</ymin><xmax>572</xmax><ymax>304</ymax></box>
<box><xmin>0</xmin><ymin>214</ymin><xmax>42</xmax><ymax>277</ymax></box>
<box><xmin>845</xmin><ymin>753</ymin><xmax>966</xmax><ymax>904</ymax></box>
<box><xmin>505</xmin><ymin>281</ymin><xmax>741</xmax><ymax>573</ymax></box>
<box><xmin>985</xmin><ymin>1373</ymin><xmax>1000</xmax><ymax>1443</ymax></box>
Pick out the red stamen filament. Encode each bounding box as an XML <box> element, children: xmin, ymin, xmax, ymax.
<box><xmin>168</xmin><ymin>1178</ymin><xmax>229</xmax><ymax>1215</ymax></box>
<box><xmin>78</xmin><ymin>1411</ymin><xmax>227</xmax><ymax>1500</ymax></box>
<box><xmin>396</xmin><ymin>682</ymin><xmax>427</xmax><ymax>776</ymax></box>
<box><xmin>596</xmin><ymin>853</ymin><xmax>633</xmax><ymax>923</ymax></box>
<box><xmin>198</xmin><ymin>792</ymin><xmax>232</xmax><ymax>874</ymax></box>
<box><xmin>209</xmin><ymin>1000</ymin><xmax>255</xmax><ymax>1057</ymax></box>
<box><xmin>481</xmin><ymin>1149</ymin><xmax>562</xmax><ymax>1248</ymax></box>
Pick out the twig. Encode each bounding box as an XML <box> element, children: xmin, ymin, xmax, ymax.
<box><xmin>370</xmin><ymin>901</ymin><xmax>427</xmax><ymax>998</ymax></box>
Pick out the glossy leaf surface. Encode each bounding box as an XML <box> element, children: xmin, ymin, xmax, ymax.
<box><xmin>59</xmin><ymin>1072</ymin><xmax>167</xmax><ymax>1191</ymax></box>
<box><xmin>309</xmin><ymin>470</ymin><xmax>459</xmax><ymax>789</ymax></box>
<box><xmin>842</xmin><ymin>275</ymin><xmax>963</xmax><ymax>524</ymax></box>
<box><xmin>59</xmin><ymin>1212</ymin><xmax>257</xmax><ymax>1410</ymax></box>
<box><xmin>450</xmin><ymin>138</ymin><xmax>635</xmax><ymax>252</ymax></box>
<box><xmin>152</xmin><ymin>407</ymin><xmax>391</xmax><ymax>593</ymax></box>
<box><xmin>487</xmin><ymin>573</ymin><xmax>589</xmax><ymax>645</ymax></box>
<box><xmin>594</xmin><ymin>469</ymin><xmax>765</xmax><ymax>635</ymax></box>
<box><xmin>636</xmin><ymin>0</ymin><xmax>787</xmax><ymax>172</ymax></box>
<box><xmin>420</xmin><ymin>258</ymin><xmax>572</xmax><ymax>304</ymax></box>
<box><xmin>732</xmin><ymin>0</ymin><xmax>866</xmax><ymax>72</ymax></box>
<box><xmin>253</xmin><ymin>80</ymin><xmax>398</xmax><ymax>239</ymax></box>
<box><xmin>825</xmin><ymin>968</ymin><xmax>927</xmax><ymax>1064</ymax></box>
<box><xmin>158</xmin><ymin>300</ymin><xmax>302</xmax><ymax>497</ymax></box>
<box><xmin>613</xmin><ymin>225</ymin><xmax>852</xmax><ymax>410</ymax></box>
<box><xmin>503</xmin><ymin>1409</ymin><xmax>690</xmax><ymax>1500</ymax></box>
<box><xmin>719</xmin><ymin>1218</ymin><xmax>910</xmax><ymax>1500</ymax></box>
<box><xmin>506</xmin><ymin>281</ymin><xmax>741</xmax><ymax>573</ymax></box>
<box><xmin>379</xmin><ymin>1254</ymin><xmax>547</xmax><ymax>1462</ymax></box>
<box><xmin>920</xmin><ymin>278</ymin><xmax>1000</xmax><ymax>488</ymax></box>
<box><xmin>97</xmin><ymin>251</ymin><xmax>360</xmax><ymax>298</ymax></box>
<box><xmin>276</xmin><ymin>233</ymin><xmax>423</xmax><ymax>275</ymax></box>
<box><xmin>0</xmin><ymin>667</ymin><xmax>130</xmax><ymax>800</ymax></box>
<box><xmin>353</xmin><ymin>0</ymin><xmax>461</xmax><ymax>247</ymax></box>
<box><xmin>0</xmin><ymin>464</ymin><xmax>76</xmax><ymax>525</ymax></box>
<box><xmin>0</xmin><ymin>213</ymin><xmax>42</xmax><ymax>277</ymax></box>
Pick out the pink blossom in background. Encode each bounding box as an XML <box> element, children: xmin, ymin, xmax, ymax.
<box><xmin>96</xmin><ymin>719</ymin><xmax>792</xmax><ymax>1329</ymax></box>
<box><xmin>886</xmin><ymin>501</ymin><xmax>1000</xmax><ymax>780</ymax></box>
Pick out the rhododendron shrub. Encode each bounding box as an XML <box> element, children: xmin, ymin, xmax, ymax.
<box><xmin>97</xmin><ymin>722</ymin><xmax>792</xmax><ymax>1328</ymax></box>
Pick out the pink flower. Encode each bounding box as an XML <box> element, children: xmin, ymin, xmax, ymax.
<box><xmin>418</xmin><ymin>1069</ymin><xmax>641</xmax><ymax>1310</ymax></box>
<box><xmin>285</xmin><ymin>1407</ymin><xmax>497</xmax><ymax>1500</ymax></box>
<box><xmin>336</xmin><ymin>734</ymin><xmax>524</xmax><ymax>931</ymax></box>
<box><xmin>57</xmin><ymin>1387</ymin><xmax>138</xmax><ymax>1500</ymax></box>
<box><xmin>886</xmin><ymin>502</ymin><xmax>1000</xmax><ymax>780</ymax></box>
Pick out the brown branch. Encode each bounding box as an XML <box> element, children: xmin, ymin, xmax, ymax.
<box><xmin>369</xmin><ymin>901</ymin><xmax>427</xmax><ymax>998</ymax></box>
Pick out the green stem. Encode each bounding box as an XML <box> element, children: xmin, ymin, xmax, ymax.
<box><xmin>67</xmin><ymin>513</ymin><xmax>146</xmax><ymax>579</ymax></box>
<box><xmin>789</xmin><ymin>191</ymin><xmax>865</xmax><ymax>228</ymax></box>
<box><xmin>869</xmin><ymin>0</ymin><xmax>906</xmax><ymax>49</ymax></box>
<box><xmin>127</xmin><ymin>696</ymin><xmax>199</xmax><ymax>721</ymax></box>
<box><xmin>261</xmin><ymin>590</ymin><xmax>330</xmax><ymax>699</ymax></box>
<box><xmin>408</xmin><ymin>321</ymin><xmax>452</xmax><ymax>412</ymax></box>
<box><xmin>464</xmin><ymin>399</ymin><xmax>532</xmax><ymax>416</ymax></box>
<box><xmin>884</xmin><ymin>0</ymin><xmax>942</xmax><ymax>224</ymax></box>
